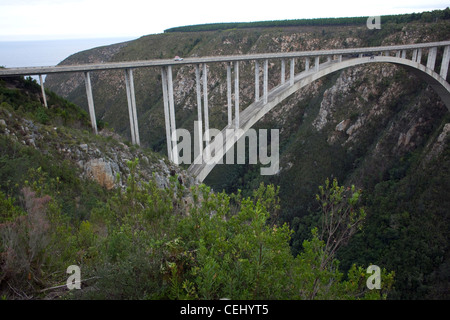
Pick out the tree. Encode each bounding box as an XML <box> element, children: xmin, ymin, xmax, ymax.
<box><xmin>316</xmin><ymin>178</ymin><xmax>366</xmax><ymax>266</ymax></box>
<box><xmin>306</xmin><ymin>178</ymin><xmax>367</xmax><ymax>298</ymax></box>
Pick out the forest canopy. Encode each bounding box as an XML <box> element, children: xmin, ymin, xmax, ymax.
<box><xmin>164</xmin><ymin>8</ymin><xmax>450</xmax><ymax>33</ymax></box>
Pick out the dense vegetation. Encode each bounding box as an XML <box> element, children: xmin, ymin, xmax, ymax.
<box><xmin>207</xmin><ymin>70</ymin><xmax>450</xmax><ymax>299</ymax></box>
<box><xmin>164</xmin><ymin>8</ymin><xmax>450</xmax><ymax>33</ymax></box>
<box><xmin>0</xmin><ymin>77</ymin><xmax>394</xmax><ymax>300</ymax></box>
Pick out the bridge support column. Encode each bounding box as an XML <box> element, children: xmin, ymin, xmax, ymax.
<box><xmin>427</xmin><ymin>47</ymin><xmax>437</xmax><ymax>70</ymax></box>
<box><xmin>202</xmin><ymin>64</ymin><xmax>210</xmax><ymax>146</ymax></box>
<box><xmin>227</xmin><ymin>62</ymin><xmax>233</xmax><ymax>125</ymax></box>
<box><xmin>168</xmin><ymin>66</ymin><xmax>178</xmax><ymax>162</ymax></box>
<box><xmin>234</xmin><ymin>61</ymin><xmax>240</xmax><ymax>128</ymax></box>
<box><xmin>161</xmin><ymin>66</ymin><xmax>177</xmax><ymax>162</ymax></box>
<box><xmin>305</xmin><ymin>58</ymin><xmax>310</xmax><ymax>71</ymax></box>
<box><xmin>195</xmin><ymin>65</ymin><xmax>203</xmax><ymax>159</ymax></box>
<box><xmin>281</xmin><ymin>59</ymin><xmax>285</xmax><ymax>84</ymax></box>
<box><xmin>124</xmin><ymin>68</ymin><xmax>140</xmax><ymax>146</ymax></box>
<box><xmin>440</xmin><ymin>46</ymin><xmax>450</xmax><ymax>79</ymax></box>
<box><xmin>161</xmin><ymin>67</ymin><xmax>174</xmax><ymax>163</ymax></box>
<box><xmin>338</xmin><ymin>55</ymin><xmax>342</xmax><ymax>62</ymax></box>
<box><xmin>416</xmin><ymin>48</ymin><xmax>422</xmax><ymax>63</ymax></box>
<box><xmin>39</xmin><ymin>75</ymin><xmax>48</xmax><ymax>109</ymax></box>
<box><xmin>315</xmin><ymin>56</ymin><xmax>320</xmax><ymax>72</ymax></box>
<box><xmin>412</xmin><ymin>49</ymin><xmax>417</xmax><ymax>62</ymax></box>
<box><xmin>290</xmin><ymin>58</ymin><xmax>295</xmax><ymax>86</ymax></box>
<box><xmin>84</xmin><ymin>72</ymin><xmax>98</xmax><ymax>135</ymax></box>
<box><xmin>263</xmin><ymin>59</ymin><xmax>268</xmax><ymax>104</ymax></box>
<box><xmin>401</xmin><ymin>50</ymin><xmax>406</xmax><ymax>59</ymax></box>
<box><xmin>255</xmin><ymin>60</ymin><xmax>260</xmax><ymax>102</ymax></box>
<box><xmin>396</xmin><ymin>51</ymin><xmax>400</xmax><ymax>58</ymax></box>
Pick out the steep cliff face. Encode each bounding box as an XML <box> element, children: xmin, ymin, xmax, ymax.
<box><xmin>44</xmin><ymin>19</ymin><xmax>450</xmax><ymax>299</ymax></box>
<box><xmin>0</xmin><ymin>101</ymin><xmax>194</xmax><ymax>193</ymax></box>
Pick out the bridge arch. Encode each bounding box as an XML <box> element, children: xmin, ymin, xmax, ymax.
<box><xmin>188</xmin><ymin>56</ymin><xmax>450</xmax><ymax>182</ymax></box>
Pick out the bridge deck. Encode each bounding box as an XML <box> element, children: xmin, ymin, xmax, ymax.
<box><xmin>1</xmin><ymin>41</ymin><xmax>449</xmax><ymax>76</ymax></box>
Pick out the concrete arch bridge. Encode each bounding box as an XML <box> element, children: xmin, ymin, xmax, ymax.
<box><xmin>1</xmin><ymin>41</ymin><xmax>449</xmax><ymax>182</ymax></box>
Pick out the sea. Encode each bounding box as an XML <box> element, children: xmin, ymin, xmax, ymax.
<box><xmin>0</xmin><ymin>37</ymin><xmax>136</xmax><ymax>81</ymax></box>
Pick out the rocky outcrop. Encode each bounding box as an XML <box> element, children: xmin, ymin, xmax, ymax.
<box><xmin>0</xmin><ymin>111</ymin><xmax>197</xmax><ymax>193</ymax></box>
<box><xmin>84</xmin><ymin>159</ymin><xmax>116</xmax><ymax>190</ymax></box>
<box><xmin>424</xmin><ymin>122</ymin><xmax>450</xmax><ymax>163</ymax></box>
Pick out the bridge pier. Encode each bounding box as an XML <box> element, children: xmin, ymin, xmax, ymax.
<box><xmin>315</xmin><ymin>56</ymin><xmax>320</xmax><ymax>72</ymax></box>
<box><xmin>234</xmin><ymin>61</ymin><xmax>240</xmax><ymax>128</ymax></box>
<box><xmin>305</xmin><ymin>58</ymin><xmax>310</xmax><ymax>71</ymax></box>
<box><xmin>124</xmin><ymin>68</ymin><xmax>140</xmax><ymax>146</ymax></box>
<box><xmin>195</xmin><ymin>65</ymin><xmax>203</xmax><ymax>159</ymax></box>
<box><xmin>412</xmin><ymin>49</ymin><xmax>418</xmax><ymax>62</ymax></box>
<box><xmin>227</xmin><ymin>62</ymin><xmax>233</xmax><ymax>125</ymax></box>
<box><xmin>161</xmin><ymin>67</ymin><xmax>173</xmax><ymax>163</ymax></box>
<box><xmin>168</xmin><ymin>66</ymin><xmax>178</xmax><ymax>162</ymax></box>
<box><xmin>39</xmin><ymin>75</ymin><xmax>48</xmax><ymax>108</ymax></box>
<box><xmin>281</xmin><ymin>59</ymin><xmax>286</xmax><ymax>84</ymax></box>
<box><xmin>290</xmin><ymin>58</ymin><xmax>295</xmax><ymax>86</ymax></box>
<box><xmin>264</xmin><ymin>59</ymin><xmax>268</xmax><ymax>104</ymax></box>
<box><xmin>427</xmin><ymin>47</ymin><xmax>437</xmax><ymax>70</ymax></box>
<box><xmin>84</xmin><ymin>72</ymin><xmax>98</xmax><ymax>135</ymax></box>
<box><xmin>161</xmin><ymin>66</ymin><xmax>177</xmax><ymax>163</ymax></box>
<box><xmin>255</xmin><ymin>60</ymin><xmax>260</xmax><ymax>102</ymax></box>
<box><xmin>203</xmin><ymin>64</ymin><xmax>210</xmax><ymax>145</ymax></box>
<box><xmin>416</xmin><ymin>48</ymin><xmax>422</xmax><ymax>63</ymax></box>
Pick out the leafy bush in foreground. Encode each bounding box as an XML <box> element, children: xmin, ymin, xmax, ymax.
<box><xmin>0</xmin><ymin>159</ymin><xmax>393</xmax><ymax>300</ymax></box>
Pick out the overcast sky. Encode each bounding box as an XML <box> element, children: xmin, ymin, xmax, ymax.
<box><xmin>0</xmin><ymin>0</ymin><xmax>448</xmax><ymax>41</ymax></box>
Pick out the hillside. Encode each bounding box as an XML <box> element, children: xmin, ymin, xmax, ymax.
<box><xmin>42</xmin><ymin>12</ymin><xmax>450</xmax><ymax>299</ymax></box>
<box><xmin>0</xmin><ymin>76</ymin><xmax>195</xmax><ymax>298</ymax></box>
<box><xmin>0</xmin><ymin>76</ymin><xmax>396</xmax><ymax>301</ymax></box>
